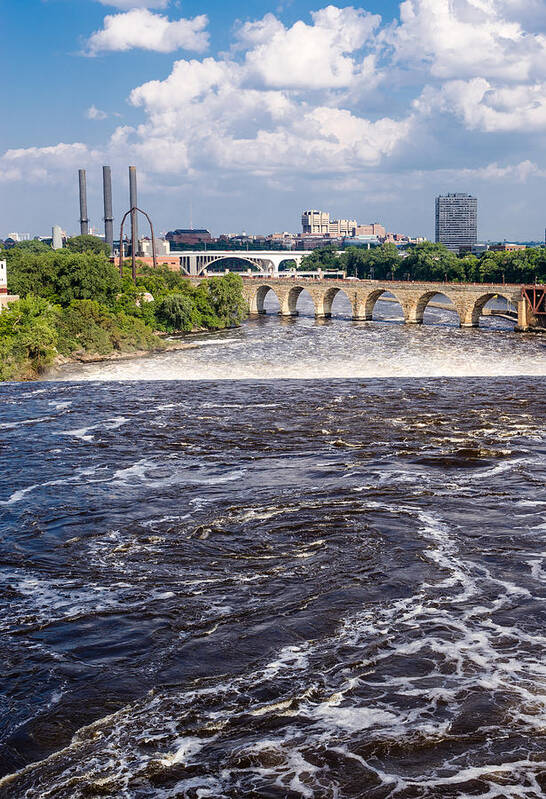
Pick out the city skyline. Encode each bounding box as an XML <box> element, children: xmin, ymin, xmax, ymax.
<box><xmin>2</xmin><ymin>1</ymin><xmax>546</xmax><ymax>239</ymax></box>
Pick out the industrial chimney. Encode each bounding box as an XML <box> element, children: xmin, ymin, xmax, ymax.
<box><xmin>78</xmin><ymin>169</ymin><xmax>89</xmax><ymax>236</ymax></box>
<box><xmin>103</xmin><ymin>166</ymin><xmax>114</xmax><ymax>255</ymax></box>
<box><xmin>129</xmin><ymin>166</ymin><xmax>139</xmax><ymax>257</ymax></box>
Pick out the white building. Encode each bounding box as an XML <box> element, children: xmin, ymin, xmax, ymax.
<box><xmin>301</xmin><ymin>210</ymin><xmax>330</xmax><ymax>235</ymax></box>
<box><xmin>302</xmin><ymin>210</ymin><xmax>357</xmax><ymax>237</ymax></box>
<box><xmin>52</xmin><ymin>226</ymin><xmax>63</xmax><ymax>250</ymax></box>
<box><xmin>139</xmin><ymin>237</ymin><xmax>171</xmax><ymax>257</ymax></box>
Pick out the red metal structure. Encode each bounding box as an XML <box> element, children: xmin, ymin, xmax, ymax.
<box><xmin>522</xmin><ymin>286</ymin><xmax>546</xmax><ymax>316</ymax></box>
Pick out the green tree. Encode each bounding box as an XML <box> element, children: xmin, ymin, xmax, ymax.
<box><xmin>66</xmin><ymin>235</ymin><xmax>111</xmax><ymax>256</ymax></box>
<box><xmin>299</xmin><ymin>246</ymin><xmax>341</xmax><ymax>271</ymax></box>
<box><xmin>371</xmin><ymin>243</ymin><xmax>402</xmax><ymax>279</ymax></box>
<box><xmin>206</xmin><ymin>272</ymin><xmax>247</xmax><ymax>327</ymax></box>
<box><xmin>341</xmin><ymin>247</ymin><xmax>375</xmax><ymax>279</ymax></box>
<box><xmin>5</xmin><ymin>250</ymin><xmax>121</xmax><ymax>307</ymax></box>
<box><xmin>0</xmin><ymin>295</ymin><xmax>59</xmax><ymax>379</ymax></box>
<box><xmin>10</xmin><ymin>240</ymin><xmax>52</xmax><ymax>253</ymax></box>
<box><xmin>403</xmin><ymin>242</ymin><xmax>465</xmax><ymax>282</ymax></box>
<box><xmin>459</xmin><ymin>254</ymin><xmax>480</xmax><ymax>282</ymax></box>
<box><xmin>155</xmin><ymin>294</ymin><xmax>200</xmax><ymax>333</ymax></box>
<box><xmin>341</xmin><ymin>244</ymin><xmax>401</xmax><ymax>279</ymax></box>
<box><xmin>56</xmin><ymin>300</ymin><xmax>161</xmax><ymax>356</ymax></box>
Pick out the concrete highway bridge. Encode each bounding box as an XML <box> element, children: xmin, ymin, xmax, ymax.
<box><xmin>180</xmin><ymin>250</ymin><xmax>341</xmax><ymax>276</ymax></box>
<box><xmin>218</xmin><ymin>277</ymin><xmax>543</xmax><ymax>331</ymax></box>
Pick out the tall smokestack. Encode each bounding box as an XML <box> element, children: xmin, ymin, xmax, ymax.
<box><xmin>103</xmin><ymin>165</ymin><xmax>114</xmax><ymax>255</ymax></box>
<box><xmin>129</xmin><ymin>166</ymin><xmax>139</xmax><ymax>256</ymax></box>
<box><xmin>78</xmin><ymin>169</ymin><xmax>89</xmax><ymax>236</ymax></box>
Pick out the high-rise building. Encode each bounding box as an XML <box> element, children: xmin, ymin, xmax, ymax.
<box><xmin>302</xmin><ymin>210</ymin><xmax>331</xmax><ymax>235</ymax></box>
<box><xmin>435</xmin><ymin>193</ymin><xmax>477</xmax><ymax>251</ymax></box>
<box><xmin>329</xmin><ymin>218</ymin><xmax>357</xmax><ymax>236</ymax></box>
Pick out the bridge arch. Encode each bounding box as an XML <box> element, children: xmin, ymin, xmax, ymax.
<box><xmin>277</xmin><ymin>257</ymin><xmax>298</xmax><ymax>271</ymax></box>
<box><xmin>200</xmin><ymin>255</ymin><xmax>266</xmax><ymax>275</ymax></box>
<box><xmin>356</xmin><ymin>288</ymin><xmax>407</xmax><ymax>322</ymax></box>
<box><xmin>248</xmin><ymin>284</ymin><xmax>282</xmax><ymax>314</ymax></box>
<box><xmin>318</xmin><ymin>286</ymin><xmax>353</xmax><ymax>318</ymax></box>
<box><xmin>463</xmin><ymin>291</ymin><xmax>514</xmax><ymax>327</ymax></box>
<box><xmin>411</xmin><ymin>290</ymin><xmax>462</xmax><ymax>326</ymax></box>
<box><xmin>285</xmin><ymin>285</ymin><xmax>316</xmax><ymax>316</ymax></box>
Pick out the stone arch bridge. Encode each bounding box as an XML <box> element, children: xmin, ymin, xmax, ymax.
<box><xmin>234</xmin><ymin>277</ymin><xmax>528</xmax><ymax>328</ymax></box>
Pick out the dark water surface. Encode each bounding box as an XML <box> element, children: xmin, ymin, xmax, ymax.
<box><xmin>1</xmin><ymin>302</ymin><xmax>546</xmax><ymax>798</ymax></box>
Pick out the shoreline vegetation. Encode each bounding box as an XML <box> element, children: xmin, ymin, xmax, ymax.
<box><xmin>0</xmin><ymin>238</ymin><xmax>247</xmax><ymax>381</ymax></box>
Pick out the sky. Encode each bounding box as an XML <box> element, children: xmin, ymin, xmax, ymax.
<box><xmin>1</xmin><ymin>0</ymin><xmax>546</xmax><ymax>240</ymax></box>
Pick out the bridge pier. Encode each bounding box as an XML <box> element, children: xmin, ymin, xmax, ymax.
<box><xmin>235</xmin><ymin>278</ymin><xmax>525</xmax><ymax>331</ymax></box>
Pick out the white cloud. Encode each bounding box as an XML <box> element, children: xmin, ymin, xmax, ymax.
<box><xmin>413</xmin><ymin>159</ymin><xmax>546</xmax><ymax>182</ymax></box>
<box><xmin>128</xmin><ymin>46</ymin><xmax>412</xmax><ymax>176</ymax></box>
<box><xmin>86</xmin><ymin>105</ymin><xmax>108</xmax><ymax>120</ymax></box>
<box><xmin>387</xmin><ymin>0</ymin><xmax>546</xmax><ymax>82</ymax></box>
<box><xmin>86</xmin><ymin>9</ymin><xmax>209</xmax><ymax>55</ymax></box>
<box><xmin>239</xmin><ymin>7</ymin><xmax>381</xmax><ymax>89</ymax></box>
<box><xmin>417</xmin><ymin>77</ymin><xmax>546</xmax><ymax>132</ymax></box>
<box><xmin>121</xmin><ymin>8</ymin><xmax>410</xmax><ymax>176</ymax></box>
<box><xmin>0</xmin><ymin>143</ymin><xmax>97</xmax><ymax>183</ymax></box>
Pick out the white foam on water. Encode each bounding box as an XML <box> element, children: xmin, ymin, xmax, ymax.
<box><xmin>0</xmin><ymin>415</ymin><xmax>53</xmax><ymax>430</ymax></box>
<box><xmin>49</xmin><ymin>306</ymin><xmax>546</xmax><ymax>382</ymax></box>
<box><xmin>111</xmin><ymin>458</ymin><xmax>247</xmax><ymax>490</ymax></box>
<box><xmin>160</xmin><ymin>736</ymin><xmax>209</xmax><ymax>767</ymax></box>
<box><xmin>58</xmin><ymin>416</ymin><xmax>129</xmax><ymax>441</ymax></box>
<box><xmin>311</xmin><ymin>704</ymin><xmax>398</xmax><ymax>732</ymax></box>
<box><xmin>0</xmin><ymin>464</ymin><xmax>107</xmax><ymax>506</ymax></box>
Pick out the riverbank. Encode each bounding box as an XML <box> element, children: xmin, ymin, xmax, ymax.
<box><xmin>0</xmin><ymin>272</ymin><xmax>248</xmax><ymax>382</ymax></box>
<box><xmin>46</xmin><ymin>332</ymin><xmax>229</xmax><ymax>378</ymax></box>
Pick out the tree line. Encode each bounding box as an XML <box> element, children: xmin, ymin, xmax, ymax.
<box><xmin>299</xmin><ymin>242</ymin><xmax>546</xmax><ymax>284</ymax></box>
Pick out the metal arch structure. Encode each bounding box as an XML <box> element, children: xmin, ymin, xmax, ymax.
<box><xmin>119</xmin><ymin>206</ymin><xmax>158</xmax><ymax>281</ymax></box>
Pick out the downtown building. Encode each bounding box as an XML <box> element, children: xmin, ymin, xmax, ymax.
<box><xmin>301</xmin><ymin>210</ymin><xmax>386</xmax><ymax>239</ymax></box>
<box><xmin>435</xmin><ymin>193</ymin><xmax>478</xmax><ymax>252</ymax></box>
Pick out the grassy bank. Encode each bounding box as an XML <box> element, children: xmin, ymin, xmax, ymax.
<box><xmin>0</xmin><ymin>246</ymin><xmax>248</xmax><ymax>381</ymax></box>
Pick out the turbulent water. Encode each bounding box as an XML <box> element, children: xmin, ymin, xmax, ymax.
<box><xmin>1</xmin><ymin>294</ymin><xmax>546</xmax><ymax>798</ymax></box>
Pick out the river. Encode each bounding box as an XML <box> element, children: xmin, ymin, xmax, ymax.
<box><xmin>0</xmin><ymin>293</ymin><xmax>545</xmax><ymax>798</ymax></box>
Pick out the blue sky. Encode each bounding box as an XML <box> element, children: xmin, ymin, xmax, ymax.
<box><xmin>1</xmin><ymin>0</ymin><xmax>546</xmax><ymax>240</ymax></box>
